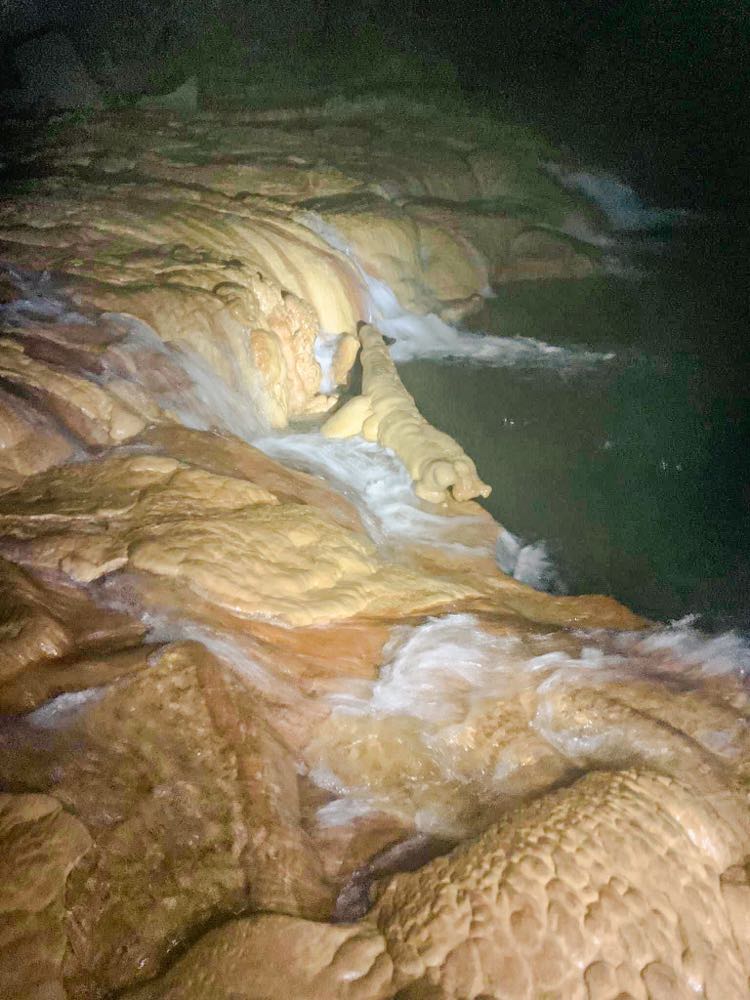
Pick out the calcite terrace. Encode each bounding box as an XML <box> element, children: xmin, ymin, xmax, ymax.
<box><xmin>0</xmin><ymin>99</ymin><xmax>748</xmax><ymax>1000</ymax></box>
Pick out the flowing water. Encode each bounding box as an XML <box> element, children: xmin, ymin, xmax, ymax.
<box><xmin>2</xmin><ymin>159</ymin><xmax>748</xmax><ymax>844</ymax></box>
<box><xmin>302</xmin><ymin>193</ymin><xmax>749</xmax><ymax>630</ymax></box>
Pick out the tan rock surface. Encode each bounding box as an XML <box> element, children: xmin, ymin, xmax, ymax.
<box><xmin>0</xmin><ymin>556</ymin><xmax>147</xmax><ymax>712</ymax></box>
<box><xmin>0</xmin><ymin>452</ymin><xmax>487</xmax><ymax>625</ymax></box>
<box><xmin>0</xmin><ymin>102</ymin><xmax>600</xmax><ymax>432</ymax></box>
<box><xmin>0</xmin><ymin>386</ymin><xmax>74</xmax><ymax>490</ymax></box>
<box><xmin>0</xmin><ymin>195</ymin><xmax>362</xmax><ymax>426</ymax></box>
<box><xmin>0</xmin><ymin>452</ymin><xmax>277</xmax><ymax>578</ymax></box>
<box><xmin>0</xmin><ymin>339</ymin><xmax>147</xmax><ymax>445</ymax></box>
<box><xmin>123</xmin><ymin>769</ymin><xmax>750</xmax><ymax>1000</ymax></box>
<box><xmin>45</xmin><ymin>642</ymin><xmax>332</xmax><ymax>998</ymax></box>
<box><xmin>139</xmin><ymin>424</ymin><xmax>364</xmax><ymax>532</ymax></box>
<box><xmin>0</xmin><ymin>105</ymin><xmax>746</xmax><ymax>1000</ymax></box>
<box><xmin>126</xmin><ymin>505</ymin><xmax>485</xmax><ymax>625</ymax></box>
<box><xmin>323</xmin><ymin>325</ymin><xmax>491</xmax><ymax>504</ymax></box>
<box><xmin>0</xmin><ymin>794</ymin><xmax>91</xmax><ymax>1000</ymax></box>
<box><xmin>307</xmin><ymin>198</ymin><xmax>490</xmax><ymax>316</ymax></box>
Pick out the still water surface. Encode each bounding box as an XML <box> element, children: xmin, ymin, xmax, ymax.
<box><xmin>398</xmin><ymin>220</ymin><xmax>749</xmax><ymax>628</ymax></box>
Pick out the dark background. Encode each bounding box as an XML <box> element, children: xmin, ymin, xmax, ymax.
<box><xmin>1</xmin><ymin>1</ymin><xmax>748</xmax><ymax>208</ymax></box>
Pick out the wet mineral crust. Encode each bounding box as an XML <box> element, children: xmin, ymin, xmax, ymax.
<box><xmin>0</xmin><ymin>99</ymin><xmax>747</xmax><ymax>1000</ymax></box>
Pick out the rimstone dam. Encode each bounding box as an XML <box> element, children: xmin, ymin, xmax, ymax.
<box><xmin>0</xmin><ymin>93</ymin><xmax>748</xmax><ymax>1000</ymax></box>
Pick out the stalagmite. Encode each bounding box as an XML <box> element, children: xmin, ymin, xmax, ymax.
<box><xmin>323</xmin><ymin>324</ymin><xmax>492</xmax><ymax>503</ymax></box>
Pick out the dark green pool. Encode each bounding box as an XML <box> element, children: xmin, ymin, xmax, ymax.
<box><xmin>398</xmin><ymin>220</ymin><xmax>750</xmax><ymax>628</ymax></box>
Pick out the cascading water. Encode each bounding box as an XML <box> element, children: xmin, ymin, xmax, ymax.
<box><xmin>1</xmin><ymin>167</ymin><xmax>746</xmax><ymax>849</ymax></box>
<box><xmin>544</xmin><ymin>162</ymin><xmax>693</xmax><ymax>232</ymax></box>
<box><xmin>310</xmin><ymin>611</ymin><xmax>750</xmax><ymax>835</ymax></box>
<box><xmin>303</xmin><ymin>211</ymin><xmax>616</xmax><ymax>367</ymax></box>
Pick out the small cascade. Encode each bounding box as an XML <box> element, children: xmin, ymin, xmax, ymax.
<box><xmin>310</xmin><ymin>612</ymin><xmax>750</xmax><ymax>835</ymax></box>
<box><xmin>257</xmin><ymin>431</ymin><xmax>493</xmax><ymax>556</ymax></box>
<box><xmin>100</xmin><ymin>313</ymin><xmax>271</xmax><ymax>442</ymax></box>
<box><xmin>545</xmin><ymin>162</ymin><xmax>693</xmax><ymax>231</ymax></box>
<box><xmin>0</xmin><ymin>268</ymin><xmax>273</xmax><ymax>442</ymax></box>
<box><xmin>496</xmin><ymin>528</ymin><xmax>566</xmax><ymax>593</ymax></box>
<box><xmin>300</xmin><ymin>212</ymin><xmax>615</xmax><ymax>367</ymax></box>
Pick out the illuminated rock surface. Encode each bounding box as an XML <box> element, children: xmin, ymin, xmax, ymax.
<box><xmin>0</xmin><ymin>793</ymin><xmax>91</xmax><ymax>1000</ymax></box>
<box><xmin>323</xmin><ymin>324</ymin><xmax>491</xmax><ymax>502</ymax></box>
<box><xmin>0</xmin><ymin>100</ymin><xmax>747</xmax><ymax>999</ymax></box>
<box><xmin>123</xmin><ymin>770</ymin><xmax>750</xmax><ymax>1000</ymax></box>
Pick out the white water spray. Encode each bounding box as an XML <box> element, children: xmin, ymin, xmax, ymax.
<box><xmin>299</xmin><ymin>212</ymin><xmax>615</xmax><ymax>367</ymax></box>
<box><xmin>545</xmin><ymin>163</ymin><xmax>692</xmax><ymax>232</ymax></box>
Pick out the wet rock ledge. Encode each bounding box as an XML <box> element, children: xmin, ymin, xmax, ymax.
<box><xmin>0</xmin><ymin>100</ymin><xmax>749</xmax><ymax>1000</ymax></box>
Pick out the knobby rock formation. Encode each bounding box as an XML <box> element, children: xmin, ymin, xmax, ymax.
<box><xmin>0</xmin><ymin>98</ymin><xmax>747</xmax><ymax>1000</ymax></box>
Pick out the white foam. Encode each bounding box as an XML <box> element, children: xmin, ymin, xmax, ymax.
<box><xmin>611</xmin><ymin>616</ymin><xmax>750</xmax><ymax>680</ymax></box>
<box><xmin>138</xmin><ymin>611</ymin><xmax>292</xmax><ymax>696</ymax></box>
<box><xmin>27</xmin><ymin>688</ymin><xmax>103</xmax><ymax>728</ymax></box>
<box><xmin>367</xmin><ymin>271</ymin><xmax>614</xmax><ymax>367</ymax></box>
<box><xmin>329</xmin><ymin>615</ymin><xmax>525</xmax><ymax>724</ymax></box>
<box><xmin>300</xmin><ymin>212</ymin><xmax>614</xmax><ymax>368</ymax></box>
<box><xmin>315</xmin><ymin>796</ymin><xmax>379</xmax><ymax>828</ymax></box>
<box><xmin>546</xmin><ymin>163</ymin><xmax>691</xmax><ymax>232</ymax></box>
<box><xmin>101</xmin><ymin>313</ymin><xmax>270</xmax><ymax>441</ymax></box>
<box><xmin>313</xmin><ymin>331</ymin><xmax>342</xmax><ymax>394</ymax></box>
<box><xmin>312</xmin><ymin>612</ymin><xmax>750</xmax><ymax>832</ymax></box>
<box><xmin>496</xmin><ymin>528</ymin><xmax>566</xmax><ymax>593</ymax></box>
<box><xmin>256</xmin><ymin>431</ymin><xmax>492</xmax><ymax>555</ymax></box>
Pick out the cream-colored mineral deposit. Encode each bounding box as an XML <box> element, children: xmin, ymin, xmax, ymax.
<box><xmin>0</xmin><ymin>93</ymin><xmax>745</xmax><ymax>1000</ymax></box>
<box><xmin>323</xmin><ymin>324</ymin><xmax>492</xmax><ymax>503</ymax></box>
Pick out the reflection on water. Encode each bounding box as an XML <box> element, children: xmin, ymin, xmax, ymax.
<box><xmin>398</xmin><ymin>222</ymin><xmax>750</xmax><ymax>628</ymax></box>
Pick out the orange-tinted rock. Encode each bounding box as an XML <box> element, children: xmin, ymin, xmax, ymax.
<box><xmin>122</xmin><ymin>770</ymin><xmax>750</xmax><ymax>1000</ymax></box>
<box><xmin>0</xmin><ymin>557</ymin><xmax>146</xmax><ymax>712</ymax></box>
<box><xmin>43</xmin><ymin>642</ymin><xmax>333</xmax><ymax>998</ymax></box>
<box><xmin>0</xmin><ymin>103</ymin><xmax>746</xmax><ymax>1000</ymax></box>
<box><xmin>0</xmin><ymin>794</ymin><xmax>91</xmax><ymax>1000</ymax></box>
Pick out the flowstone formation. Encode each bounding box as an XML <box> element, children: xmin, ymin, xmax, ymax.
<box><xmin>323</xmin><ymin>324</ymin><xmax>491</xmax><ymax>503</ymax></box>
<box><xmin>0</xmin><ymin>99</ymin><xmax>748</xmax><ymax>1000</ymax></box>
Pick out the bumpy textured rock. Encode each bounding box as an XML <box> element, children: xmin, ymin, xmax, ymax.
<box><xmin>0</xmin><ymin>339</ymin><xmax>146</xmax><ymax>445</ymax></box>
<box><xmin>307</xmin><ymin>197</ymin><xmax>490</xmax><ymax>315</ymax></box>
<box><xmin>323</xmin><ymin>325</ymin><xmax>491</xmax><ymax>503</ymax></box>
<box><xmin>0</xmin><ymin>556</ymin><xmax>147</xmax><ymax>712</ymax></box>
<box><xmin>48</xmin><ymin>642</ymin><xmax>332</xmax><ymax>997</ymax></box>
<box><xmin>0</xmin><ymin>386</ymin><xmax>74</xmax><ymax>490</ymax></box>
<box><xmin>123</xmin><ymin>770</ymin><xmax>750</xmax><ymax>1000</ymax></box>
<box><xmin>0</xmin><ymin>101</ymin><xmax>599</xmax><ymax>429</ymax></box>
<box><xmin>0</xmin><ymin>198</ymin><xmax>361</xmax><ymax>427</ymax></box>
<box><xmin>139</xmin><ymin>424</ymin><xmax>364</xmax><ymax>533</ymax></box>
<box><xmin>0</xmin><ymin>452</ymin><xmax>487</xmax><ymax>625</ymax></box>
<box><xmin>0</xmin><ymin>794</ymin><xmax>91</xmax><ymax>1000</ymax></box>
<box><xmin>0</xmin><ymin>104</ymin><xmax>746</xmax><ymax>1000</ymax></box>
